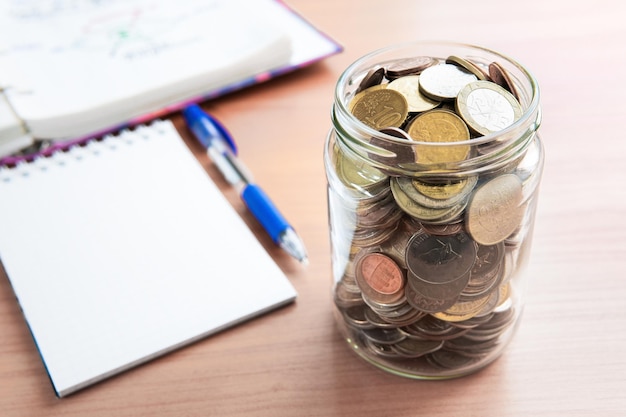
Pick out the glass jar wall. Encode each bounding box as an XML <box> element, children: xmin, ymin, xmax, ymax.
<box><xmin>325</xmin><ymin>41</ymin><xmax>543</xmax><ymax>378</ymax></box>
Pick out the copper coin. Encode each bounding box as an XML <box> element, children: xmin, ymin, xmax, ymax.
<box><xmin>356</xmin><ymin>67</ymin><xmax>385</xmax><ymax>94</ymax></box>
<box><xmin>369</xmin><ymin>127</ymin><xmax>416</xmax><ymax>169</ymax></box>
<box><xmin>385</xmin><ymin>56</ymin><xmax>438</xmax><ymax>79</ymax></box>
<box><xmin>354</xmin><ymin>252</ymin><xmax>406</xmax><ymax>305</ymax></box>
<box><xmin>488</xmin><ymin>61</ymin><xmax>520</xmax><ymax>100</ymax></box>
<box><xmin>405</xmin><ymin>232</ymin><xmax>477</xmax><ymax>285</ymax></box>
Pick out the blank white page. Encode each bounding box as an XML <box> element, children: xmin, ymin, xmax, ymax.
<box><xmin>0</xmin><ymin>120</ymin><xmax>297</xmax><ymax>397</ymax></box>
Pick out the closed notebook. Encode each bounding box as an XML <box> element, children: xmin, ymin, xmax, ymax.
<box><xmin>0</xmin><ymin>120</ymin><xmax>297</xmax><ymax>397</ymax></box>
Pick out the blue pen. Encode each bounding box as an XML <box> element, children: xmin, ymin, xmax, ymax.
<box><xmin>183</xmin><ymin>104</ymin><xmax>308</xmax><ymax>265</ymax></box>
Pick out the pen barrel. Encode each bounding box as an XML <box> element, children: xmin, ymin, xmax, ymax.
<box><xmin>241</xmin><ymin>184</ymin><xmax>289</xmax><ymax>243</ymax></box>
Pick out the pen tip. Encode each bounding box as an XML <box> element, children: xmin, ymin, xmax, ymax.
<box><xmin>278</xmin><ymin>228</ymin><xmax>308</xmax><ymax>266</ymax></box>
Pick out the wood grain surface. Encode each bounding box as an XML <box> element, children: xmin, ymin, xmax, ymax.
<box><xmin>1</xmin><ymin>1</ymin><xmax>624</xmax><ymax>415</ymax></box>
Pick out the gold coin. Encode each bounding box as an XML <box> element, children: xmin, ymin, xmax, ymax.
<box><xmin>386</xmin><ymin>75</ymin><xmax>440</xmax><ymax>112</ymax></box>
<box><xmin>394</xmin><ymin>176</ymin><xmax>467</xmax><ymax>209</ymax></box>
<box><xmin>432</xmin><ymin>294</ymin><xmax>492</xmax><ymax>322</ymax></box>
<box><xmin>405</xmin><ymin>109</ymin><xmax>470</xmax><ymax>164</ymax></box>
<box><xmin>390</xmin><ymin>179</ymin><xmax>465</xmax><ymax>221</ymax></box>
<box><xmin>496</xmin><ymin>282</ymin><xmax>511</xmax><ymax>307</ymax></box>
<box><xmin>456</xmin><ymin>80</ymin><xmax>522</xmax><ymax>136</ymax></box>
<box><xmin>466</xmin><ymin>174</ymin><xmax>524</xmax><ymax>245</ymax></box>
<box><xmin>412</xmin><ymin>175</ymin><xmax>478</xmax><ymax>201</ymax></box>
<box><xmin>349</xmin><ymin>88</ymin><xmax>408</xmax><ymax>130</ymax></box>
<box><xmin>348</xmin><ymin>84</ymin><xmax>387</xmax><ymax>112</ymax></box>
<box><xmin>333</xmin><ymin>142</ymin><xmax>388</xmax><ymax>192</ymax></box>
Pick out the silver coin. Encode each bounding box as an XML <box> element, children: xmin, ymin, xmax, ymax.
<box><xmin>387</xmin><ymin>75</ymin><xmax>440</xmax><ymax>112</ymax></box>
<box><xmin>456</xmin><ymin>80</ymin><xmax>522</xmax><ymax>136</ymax></box>
<box><xmin>407</xmin><ymin>269</ymin><xmax>470</xmax><ymax>301</ymax></box>
<box><xmin>419</xmin><ymin>63</ymin><xmax>478</xmax><ymax>101</ymax></box>
<box><xmin>405</xmin><ymin>232</ymin><xmax>477</xmax><ymax>285</ymax></box>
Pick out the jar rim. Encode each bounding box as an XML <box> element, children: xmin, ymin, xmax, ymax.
<box><xmin>334</xmin><ymin>40</ymin><xmax>540</xmax><ymax>148</ymax></box>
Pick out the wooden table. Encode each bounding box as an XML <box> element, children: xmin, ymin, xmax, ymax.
<box><xmin>2</xmin><ymin>0</ymin><xmax>625</xmax><ymax>415</ymax></box>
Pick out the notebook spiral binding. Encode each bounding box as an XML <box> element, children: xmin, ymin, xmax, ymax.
<box><xmin>0</xmin><ymin>120</ymin><xmax>169</xmax><ymax>182</ymax></box>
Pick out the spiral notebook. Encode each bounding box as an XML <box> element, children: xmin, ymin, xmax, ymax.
<box><xmin>0</xmin><ymin>120</ymin><xmax>297</xmax><ymax>397</ymax></box>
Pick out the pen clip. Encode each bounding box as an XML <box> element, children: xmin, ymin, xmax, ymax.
<box><xmin>182</xmin><ymin>104</ymin><xmax>238</xmax><ymax>155</ymax></box>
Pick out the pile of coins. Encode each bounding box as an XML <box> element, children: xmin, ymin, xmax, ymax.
<box><xmin>330</xmin><ymin>54</ymin><xmax>537</xmax><ymax>374</ymax></box>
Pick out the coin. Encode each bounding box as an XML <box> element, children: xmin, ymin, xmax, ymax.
<box><xmin>387</xmin><ymin>75</ymin><xmax>441</xmax><ymax>112</ymax></box>
<box><xmin>390</xmin><ymin>337</ymin><xmax>443</xmax><ymax>358</ymax></box>
<box><xmin>420</xmin><ymin>222</ymin><xmax>465</xmax><ymax>236</ymax></box>
<box><xmin>432</xmin><ymin>294</ymin><xmax>492</xmax><ymax>322</ymax></box>
<box><xmin>334</xmin><ymin>280</ymin><xmax>363</xmax><ymax>309</ymax></box>
<box><xmin>412</xmin><ymin>175</ymin><xmax>478</xmax><ymax>201</ymax></box>
<box><xmin>385</xmin><ymin>56</ymin><xmax>438</xmax><ymax>79</ymax></box>
<box><xmin>350</xmin><ymin>88</ymin><xmax>409</xmax><ymax>130</ymax></box>
<box><xmin>363</xmin><ymin>337</ymin><xmax>400</xmax><ymax>359</ymax></box>
<box><xmin>446</xmin><ymin>55</ymin><xmax>488</xmax><ymax>81</ymax></box>
<box><xmin>407</xmin><ymin>269</ymin><xmax>470</xmax><ymax>301</ymax></box>
<box><xmin>355</xmin><ymin>197</ymin><xmax>401</xmax><ymax>228</ymax></box>
<box><xmin>354</xmin><ymin>252</ymin><xmax>406</xmax><ymax>305</ymax></box>
<box><xmin>333</xmin><ymin>142</ymin><xmax>389</xmax><ymax>192</ymax></box>
<box><xmin>466</xmin><ymin>174</ymin><xmax>524</xmax><ymax>245</ymax></box>
<box><xmin>405</xmin><ymin>232</ymin><xmax>477</xmax><ymax>285</ymax></box>
<box><xmin>405</xmin><ymin>283</ymin><xmax>457</xmax><ymax>313</ymax></box>
<box><xmin>405</xmin><ymin>109</ymin><xmax>470</xmax><ymax>164</ymax></box>
<box><xmin>364</xmin><ymin>307</ymin><xmax>403</xmax><ymax>329</ymax></box>
<box><xmin>362</xmin><ymin>327</ymin><xmax>407</xmax><ymax>345</ymax></box>
<box><xmin>419</xmin><ymin>63</ymin><xmax>478</xmax><ymax>101</ymax></box>
<box><xmin>470</xmin><ymin>242</ymin><xmax>505</xmax><ymax>281</ymax></box>
<box><xmin>369</xmin><ymin>127</ymin><xmax>416</xmax><ymax>169</ymax></box>
<box><xmin>403</xmin><ymin>315</ymin><xmax>469</xmax><ymax>341</ymax></box>
<box><xmin>356</xmin><ymin>67</ymin><xmax>385</xmax><ymax>94</ymax></box>
<box><xmin>343</xmin><ymin>304</ymin><xmax>375</xmax><ymax>329</ymax></box>
<box><xmin>427</xmin><ymin>349</ymin><xmax>480</xmax><ymax>369</ymax></box>
<box><xmin>379</xmin><ymin>223</ymin><xmax>421</xmax><ymax>269</ymax></box>
<box><xmin>456</xmin><ymin>80</ymin><xmax>522</xmax><ymax>136</ymax></box>
<box><xmin>352</xmin><ymin>223</ymin><xmax>399</xmax><ymax>248</ymax></box>
<box><xmin>394</xmin><ymin>176</ymin><xmax>470</xmax><ymax>209</ymax></box>
<box><xmin>488</xmin><ymin>61</ymin><xmax>520</xmax><ymax>100</ymax></box>
<box><xmin>390</xmin><ymin>178</ymin><xmax>467</xmax><ymax>222</ymax></box>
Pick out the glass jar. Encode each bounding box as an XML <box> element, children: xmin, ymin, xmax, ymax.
<box><xmin>325</xmin><ymin>41</ymin><xmax>543</xmax><ymax>378</ymax></box>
